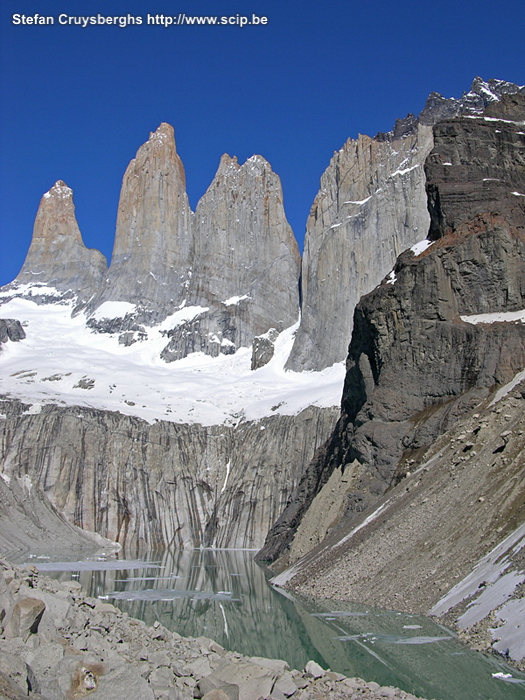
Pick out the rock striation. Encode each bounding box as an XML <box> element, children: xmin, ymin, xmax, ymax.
<box><xmin>286</xmin><ymin>77</ymin><xmax>524</xmax><ymax>371</ymax></box>
<box><xmin>259</xmin><ymin>85</ymin><xmax>525</xmax><ymax>564</ymax></box>
<box><xmin>0</xmin><ymin>399</ymin><xmax>338</xmax><ymax>551</ymax></box>
<box><xmin>0</xmin><ymin>473</ymin><xmax>116</xmax><ymax>559</ymax></box>
<box><xmin>6</xmin><ymin>181</ymin><xmax>108</xmax><ymax>302</ymax></box>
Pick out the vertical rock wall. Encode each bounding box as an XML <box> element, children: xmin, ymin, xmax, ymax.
<box><xmin>0</xmin><ymin>400</ymin><xmax>338</xmax><ymax>551</ymax></box>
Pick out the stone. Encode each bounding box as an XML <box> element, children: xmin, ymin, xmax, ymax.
<box><xmin>0</xmin><ymin>651</ymin><xmax>29</xmax><ymax>697</ymax></box>
<box><xmin>304</xmin><ymin>660</ymin><xmax>325</xmax><ymax>679</ymax></box>
<box><xmin>0</xmin><ymin>319</ymin><xmax>25</xmax><ymax>344</ymax></box>
<box><xmin>273</xmin><ymin>671</ymin><xmax>298</xmax><ymax>696</ymax></box>
<box><xmin>200</xmin><ymin>659</ymin><xmax>278</xmax><ymax>700</ymax></box>
<box><xmin>5</xmin><ymin>597</ymin><xmax>45</xmax><ymax>641</ymax></box>
<box><xmin>251</xmin><ymin>329</ymin><xmax>279</xmax><ymax>370</ymax></box>
<box><xmin>202</xmin><ymin>690</ymin><xmax>238</xmax><ymax>700</ymax></box>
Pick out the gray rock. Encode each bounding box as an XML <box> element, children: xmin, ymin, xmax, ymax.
<box><xmin>200</xmin><ymin>659</ymin><xmax>278</xmax><ymax>700</ymax></box>
<box><xmin>304</xmin><ymin>660</ymin><xmax>325</xmax><ymax>679</ymax></box>
<box><xmin>0</xmin><ymin>400</ymin><xmax>337</xmax><ymax>550</ymax></box>
<box><xmin>5</xmin><ymin>597</ymin><xmax>45</xmax><ymax>641</ymax></box>
<box><xmin>273</xmin><ymin>671</ymin><xmax>298</xmax><ymax>696</ymax></box>
<box><xmin>260</xmin><ymin>89</ymin><xmax>525</xmax><ymax>565</ymax></box>
<box><xmin>0</xmin><ymin>320</ymin><xmax>25</xmax><ymax>344</ymax></box>
<box><xmin>286</xmin><ymin>122</ymin><xmax>433</xmax><ymax>372</ymax></box>
<box><xmin>202</xmin><ymin>690</ymin><xmax>238</xmax><ymax>700</ymax></box>
<box><xmin>0</xmin><ymin>651</ymin><xmax>30</xmax><ymax>698</ymax></box>
<box><xmin>84</xmin><ymin>127</ymin><xmax>300</xmax><ymax>362</ymax></box>
<box><xmin>251</xmin><ymin>329</ymin><xmax>279</xmax><ymax>370</ymax></box>
<box><xmin>0</xmin><ymin>470</ymin><xmax>116</xmax><ymax>558</ymax></box>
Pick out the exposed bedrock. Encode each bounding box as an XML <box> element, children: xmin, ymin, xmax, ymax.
<box><xmin>286</xmin><ymin>78</ymin><xmax>523</xmax><ymax>372</ymax></box>
<box><xmin>259</xmin><ymin>93</ymin><xmax>525</xmax><ymax>564</ymax></box>
<box><xmin>0</xmin><ymin>320</ymin><xmax>25</xmax><ymax>346</ymax></box>
<box><xmin>4</xmin><ymin>181</ymin><xmax>108</xmax><ymax>303</ymax></box>
<box><xmin>87</xmin><ymin>126</ymin><xmax>300</xmax><ymax>358</ymax></box>
<box><xmin>160</xmin><ymin>154</ymin><xmax>300</xmax><ymax>360</ymax></box>
<box><xmin>0</xmin><ymin>400</ymin><xmax>338</xmax><ymax>551</ymax></box>
<box><xmin>285</xmin><ymin>123</ymin><xmax>434</xmax><ymax>372</ymax></box>
<box><xmin>90</xmin><ymin>123</ymin><xmax>194</xmax><ymax>319</ymax></box>
<box><xmin>426</xmin><ymin>90</ymin><xmax>525</xmax><ymax>240</ymax></box>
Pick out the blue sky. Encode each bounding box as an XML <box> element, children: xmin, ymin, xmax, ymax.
<box><xmin>1</xmin><ymin>0</ymin><xmax>524</xmax><ymax>286</ymax></box>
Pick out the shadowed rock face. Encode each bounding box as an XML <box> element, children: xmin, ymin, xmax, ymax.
<box><xmin>287</xmin><ymin>78</ymin><xmax>524</xmax><ymax>372</ymax></box>
<box><xmin>10</xmin><ymin>181</ymin><xmax>108</xmax><ymax>300</ymax></box>
<box><xmin>0</xmin><ymin>319</ymin><xmax>25</xmax><ymax>345</ymax></box>
<box><xmin>259</xmin><ymin>90</ymin><xmax>525</xmax><ymax>564</ymax></box>
<box><xmin>426</xmin><ymin>91</ymin><xmax>525</xmax><ymax>240</ymax></box>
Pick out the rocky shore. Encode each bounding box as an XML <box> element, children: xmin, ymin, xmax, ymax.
<box><xmin>0</xmin><ymin>558</ymin><xmax>428</xmax><ymax>700</ymax></box>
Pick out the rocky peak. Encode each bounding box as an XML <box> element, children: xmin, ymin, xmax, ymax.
<box><xmin>160</xmin><ymin>152</ymin><xmax>300</xmax><ymax>360</ymax></box>
<box><xmin>286</xmin><ymin>122</ymin><xmax>434</xmax><ymax>371</ymax></box>
<box><xmin>10</xmin><ymin>180</ymin><xmax>107</xmax><ymax>299</ymax></box>
<box><xmin>418</xmin><ymin>76</ymin><xmax>523</xmax><ymax>125</ymax></box>
<box><xmin>88</xmin><ymin>123</ymin><xmax>194</xmax><ymax>323</ymax></box>
<box><xmin>261</xmin><ymin>90</ymin><xmax>525</xmax><ymax>563</ymax></box>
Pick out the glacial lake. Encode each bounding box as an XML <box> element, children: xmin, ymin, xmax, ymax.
<box><xmin>19</xmin><ymin>548</ymin><xmax>525</xmax><ymax>700</ymax></box>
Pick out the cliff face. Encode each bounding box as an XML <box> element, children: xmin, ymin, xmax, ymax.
<box><xmin>92</xmin><ymin>124</ymin><xmax>194</xmax><ymax>319</ymax></box>
<box><xmin>259</xmin><ymin>88</ymin><xmax>525</xmax><ymax>564</ymax></box>
<box><xmin>7</xmin><ymin>181</ymin><xmax>108</xmax><ymax>301</ymax></box>
<box><xmin>161</xmin><ymin>154</ymin><xmax>300</xmax><ymax>360</ymax></box>
<box><xmin>85</xmin><ymin>125</ymin><xmax>300</xmax><ymax>359</ymax></box>
<box><xmin>287</xmin><ymin>77</ymin><xmax>523</xmax><ymax>372</ymax></box>
<box><xmin>0</xmin><ymin>399</ymin><xmax>338</xmax><ymax>551</ymax></box>
<box><xmin>286</xmin><ymin>124</ymin><xmax>434</xmax><ymax>371</ymax></box>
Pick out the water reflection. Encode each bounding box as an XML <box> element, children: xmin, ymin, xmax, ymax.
<box><xmin>289</xmin><ymin>595</ymin><xmax>525</xmax><ymax>700</ymax></box>
<box><xmin>25</xmin><ymin>549</ymin><xmax>525</xmax><ymax>700</ymax></box>
<box><xmin>30</xmin><ymin>548</ymin><xmax>324</xmax><ymax>671</ymax></box>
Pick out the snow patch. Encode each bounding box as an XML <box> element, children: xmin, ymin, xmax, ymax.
<box><xmin>223</xmin><ymin>294</ymin><xmax>250</xmax><ymax>306</ymax></box>
<box><xmin>343</xmin><ymin>196</ymin><xmax>371</xmax><ymax>206</ymax></box>
<box><xmin>410</xmin><ymin>239</ymin><xmax>433</xmax><ymax>256</ymax></box>
<box><xmin>157</xmin><ymin>306</ymin><xmax>209</xmax><ymax>331</ymax></box>
<box><xmin>386</xmin><ymin>271</ymin><xmax>397</xmax><ymax>285</ymax></box>
<box><xmin>460</xmin><ymin>309</ymin><xmax>525</xmax><ymax>325</ymax></box>
<box><xmin>92</xmin><ymin>301</ymin><xmax>137</xmax><ymax>321</ymax></box>
<box><xmin>0</xmin><ymin>300</ymin><xmax>345</xmax><ymax>427</ymax></box>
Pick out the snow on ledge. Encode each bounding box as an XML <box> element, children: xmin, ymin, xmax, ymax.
<box><xmin>461</xmin><ymin>309</ymin><xmax>525</xmax><ymax>325</ymax></box>
<box><xmin>223</xmin><ymin>294</ymin><xmax>250</xmax><ymax>306</ymax></box>
<box><xmin>410</xmin><ymin>239</ymin><xmax>433</xmax><ymax>256</ymax></box>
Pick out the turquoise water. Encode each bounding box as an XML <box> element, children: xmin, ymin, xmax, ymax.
<box><xmin>24</xmin><ymin>548</ymin><xmax>525</xmax><ymax>700</ymax></box>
